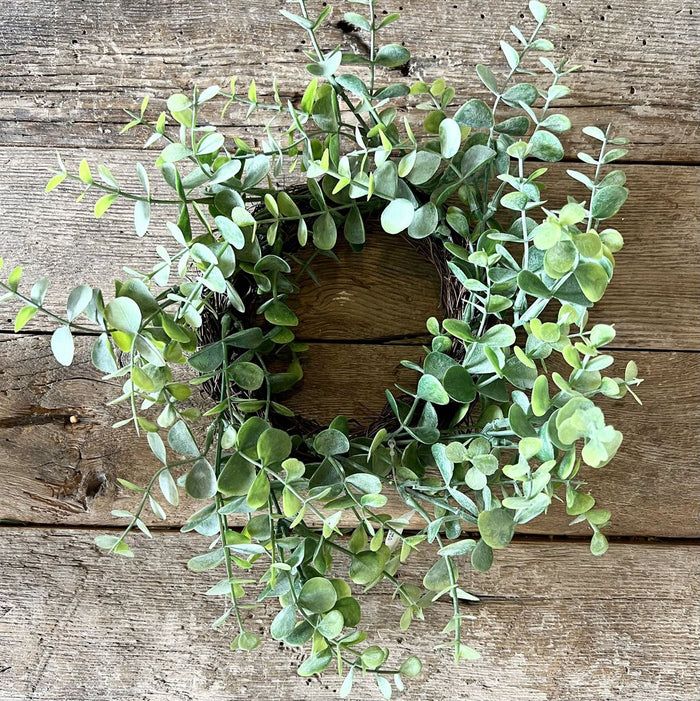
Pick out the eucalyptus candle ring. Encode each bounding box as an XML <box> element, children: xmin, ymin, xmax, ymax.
<box><xmin>0</xmin><ymin>0</ymin><xmax>642</xmax><ymax>695</ymax></box>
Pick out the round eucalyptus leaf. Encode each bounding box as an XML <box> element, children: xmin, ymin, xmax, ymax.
<box><xmin>299</xmin><ymin>577</ymin><xmax>338</xmax><ymax>613</ymax></box>
<box><xmin>314</xmin><ymin>428</ymin><xmax>350</xmax><ymax>457</ymax></box>
<box><xmin>417</xmin><ymin>374</ymin><xmax>450</xmax><ymax>405</ymax></box>
<box><xmin>105</xmin><ymin>296</ymin><xmax>142</xmax><ymax>334</ymax></box>
<box><xmin>380</xmin><ymin>198</ymin><xmax>415</xmax><ymax>234</ymax></box>
<box><xmin>477</xmin><ymin>508</ymin><xmax>515</xmax><ymax>549</ymax></box>
<box><xmin>185</xmin><ymin>458</ymin><xmax>217</xmax><ymax>500</ymax></box>
<box><xmin>257</xmin><ymin>427</ymin><xmax>292</xmax><ymax>466</ymax></box>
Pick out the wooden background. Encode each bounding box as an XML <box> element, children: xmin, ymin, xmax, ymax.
<box><xmin>0</xmin><ymin>1</ymin><xmax>698</xmax><ymax>699</ymax></box>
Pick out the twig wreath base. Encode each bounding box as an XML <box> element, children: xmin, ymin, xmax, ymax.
<box><xmin>0</xmin><ymin>0</ymin><xmax>643</xmax><ymax>697</ymax></box>
<box><xmin>199</xmin><ymin>197</ymin><xmax>468</xmax><ymax>439</ymax></box>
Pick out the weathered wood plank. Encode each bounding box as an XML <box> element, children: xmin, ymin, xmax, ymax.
<box><xmin>0</xmin><ymin>334</ymin><xmax>697</xmax><ymax>537</ymax></box>
<box><xmin>0</xmin><ymin>530</ymin><xmax>697</xmax><ymax>700</ymax></box>
<box><xmin>0</xmin><ymin>0</ymin><xmax>697</xmax><ymax>162</ymax></box>
<box><xmin>1</xmin><ymin>148</ymin><xmax>698</xmax><ymax>349</ymax></box>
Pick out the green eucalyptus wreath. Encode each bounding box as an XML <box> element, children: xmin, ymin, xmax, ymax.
<box><xmin>1</xmin><ymin>0</ymin><xmax>642</xmax><ymax>696</ymax></box>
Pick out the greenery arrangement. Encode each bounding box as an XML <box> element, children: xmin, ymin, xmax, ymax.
<box><xmin>1</xmin><ymin>0</ymin><xmax>642</xmax><ymax>696</ymax></box>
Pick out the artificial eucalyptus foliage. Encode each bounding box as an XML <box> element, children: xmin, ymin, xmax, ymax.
<box><xmin>1</xmin><ymin>0</ymin><xmax>642</xmax><ymax>696</ymax></box>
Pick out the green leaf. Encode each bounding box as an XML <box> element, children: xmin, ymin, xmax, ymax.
<box><xmin>590</xmin><ymin>531</ymin><xmax>609</xmax><ymax>556</ymax></box>
<box><xmin>582</xmin><ymin>126</ymin><xmax>607</xmax><ymax>142</ymax></box>
<box><xmin>225</xmin><ymin>327</ymin><xmax>265</xmax><ymax>349</ymax></box>
<box><xmin>158</xmin><ymin>469</ymin><xmax>179</xmax><ymax>506</ymax></box>
<box><xmin>423</xmin><ymin>556</ymin><xmax>452</xmax><ymax>591</ymax></box>
<box><xmin>246</xmin><ymin>468</ymin><xmax>270</xmax><ymax>509</ymax></box>
<box><xmin>346</xmin><ymin>473</ymin><xmax>382</xmax><ymax>495</ymax></box>
<box><xmin>375</xmin><ymin>44</ymin><xmax>410</xmax><ymax>68</ymax></box>
<box><xmin>344</xmin><ymin>205</ymin><xmax>365</xmax><ymax>244</ymax></box>
<box><xmin>475</xmin><ymin>63</ymin><xmax>498</xmax><ymax>93</ymax></box>
<box><xmin>574</xmin><ymin>262</ymin><xmax>609</xmax><ymax>302</ymax></box>
<box><xmin>540</xmin><ymin>113</ymin><xmax>571</xmax><ymax>133</ymax></box>
<box><xmin>134</xmin><ymin>200</ymin><xmax>150</xmax><ymax>237</ymax></box>
<box><xmin>271</xmin><ymin>605</ymin><xmax>297</xmax><ymax>641</ymax></box>
<box><xmin>297</xmin><ymin>649</ymin><xmax>333</xmax><ymax>677</ymax></box>
<box><xmin>14</xmin><ymin>305</ymin><xmax>37</xmax><ymax>332</ymax></box>
<box><xmin>531</xmin><ymin>375</ymin><xmax>550</xmax><ymax>417</ymax></box>
<box><xmin>501</xmin><ymin>83</ymin><xmax>538</xmax><ymax>107</ymax></box>
<box><xmin>160</xmin><ymin>143</ymin><xmax>191</xmax><ymax>163</ymax></box>
<box><xmin>517</xmin><ymin>270</ymin><xmax>552</xmax><ymax>298</ymax></box>
<box><xmin>416</xmin><ymin>374</ymin><xmax>450</xmax><ymax>405</ymax></box>
<box><xmin>438</xmin><ymin>539</ymin><xmax>476</xmax><ymax>557</ymax></box>
<box><xmin>91</xmin><ymin>333</ymin><xmax>118</xmax><ymax>374</ymax></box>
<box><xmin>432</xmin><ymin>443</ymin><xmax>454</xmax><ymax>484</ymax></box>
<box><xmin>460</xmin><ymin>144</ymin><xmax>496</xmax><ymax>178</ymax></box>
<box><xmin>317</xmin><ymin>608</ymin><xmax>345</xmax><ymax>640</ymax></box>
<box><xmin>545</xmin><ymin>241</ymin><xmax>577</xmax><ymax>278</ymax></box>
<box><xmin>532</xmin><ymin>221</ymin><xmax>562</xmax><ymax>250</ymax></box>
<box><xmin>188</xmin><ymin>343</ymin><xmax>224</xmax><ymax>373</ymax></box>
<box><xmin>187</xmin><ymin>547</ymin><xmax>225</xmax><ymax>572</ymax></box>
<box><xmin>66</xmin><ymin>285</ymin><xmax>92</xmax><ymax>322</ymax></box>
<box><xmin>529</xmin><ymin>0</ymin><xmax>549</xmax><ymax>22</ymax></box>
<box><xmin>264</xmin><ymin>301</ymin><xmax>298</xmax><ymax>327</ymax></box>
<box><xmin>94</xmin><ymin>193</ymin><xmax>118</xmax><ymax>219</ymax></box>
<box><xmin>494</xmin><ymin>116</ymin><xmax>531</xmax><ymax>136</ymax></box>
<box><xmin>439</xmin><ymin>117</ymin><xmax>462</xmax><ymax>158</ymax></box>
<box><xmin>500</xmin><ymin>40</ymin><xmax>520</xmax><ymax>69</ymax></box>
<box><xmin>299</xmin><ymin>577</ymin><xmax>338</xmax><ymax>613</ymax></box>
<box><xmin>442</xmin><ymin>365</ymin><xmax>476</xmax><ymax>404</ymax></box>
<box><xmin>480</xmin><ymin>324</ymin><xmax>515</xmax><ymax>348</ymax></box>
<box><xmin>477</xmin><ymin>508</ymin><xmax>515</xmax><ymax>549</ymax></box>
<box><xmin>230</xmin><ymin>361</ymin><xmax>264</xmax><ymax>390</ymax></box>
<box><xmin>501</xmin><ymin>191</ymin><xmax>529</xmax><ymax>211</ymax></box>
<box><xmin>242</xmin><ymin>154</ymin><xmax>270</xmax><ymax>188</ymax></box>
<box><xmin>407</xmin><ymin>202</ymin><xmax>439</xmax><ymax>239</ymax></box>
<box><xmin>529</xmin><ymin>131</ymin><xmax>564</xmax><ymax>162</ymax></box>
<box><xmin>566</xmin><ymin>489</ymin><xmax>595</xmax><ymax>516</ymax></box>
<box><xmin>46</xmin><ymin>172</ymin><xmax>67</xmax><ymax>193</ymax></box>
<box><xmin>313</xmin><ymin>211</ymin><xmax>337</xmax><ymax>250</ymax></box>
<box><xmin>215</xmin><ymin>216</ymin><xmax>246</xmax><ymax>249</ymax></box>
<box><xmin>349</xmin><ymin>549</ymin><xmax>388</xmax><ymax>585</ymax></box>
<box><xmin>105</xmin><ymin>297</ymin><xmax>142</xmax><ymax>334</ymax></box>
<box><xmin>400</xmin><ymin>656</ymin><xmax>422</xmax><ymax>677</ymax></box>
<box><xmin>232</xmin><ymin>631</ymin><xmax>261</xmax><ymax>652</ymax></box>
<box><xmin>591</xmin><ymin>185</ymin><xmax>628</xmax><ymax>220</ymax></box>
<box><xmin>314</xmin><ymin>428</ymin><xmax>350</xmax><ymax>457</ymax></box>
<box><xmin>185</xmin><ymin>458</ymin><xmax>216</xmax><ymax>499</ymax></box>
<box><xmin>50</xmin><ymin>326</ymin><xmax>74</xmax><ymax>366</ymax></box>
<box><xmin>442</xmin><ymin>318</ymin><xmax>476</xmax><ymax>342</ymax></box>
<box><xmin>168</xmin><ymin>420</ymin><xmax>199</xmax><ymax>457</ymax></box>
<box><xmin>380</xmin><ymin>198</ymin><xmax>415</xmax><ymax>234</ymax></box>
<box><xmin>344</xmin><ymin>11</ymin><xmax>371</xmax><ymax>30</ymax></box>
<box><xmin>257</xmin><ymin>428</ymin><xmax>292</xmax><ymax>465</ymax></box>
<box><xmin>94</xmin><ymin>534</ymin><xmax>121</xmax><ymax>551</ymax></box>
<box><xmin>405</xmin><ymin>151</ymin><xmax>442</xmax><ymax>185</ymax></box>
<box><xmin>454</xmin><ymin>99</ymin><xmax>494</xmax><ymax>129</ymax></box>
<box><xmin>471</xmin><ymin>539</ymin><xmax>493</xmax><ymax>571</ymax></box>
<box><xmin>218</xmin><ymin>453</ymin><xmax>256</xmax><ymax>496</ymax></box>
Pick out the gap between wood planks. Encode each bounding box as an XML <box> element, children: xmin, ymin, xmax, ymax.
<box><xmin>2</xmin><ymin>520</ymin><xmax>699</xmax><ymax>547</ymax></box>
<box><xmin>2</xmin><ymin>328</ymin><xmax>700</xmax><ymax>355</ymax></box>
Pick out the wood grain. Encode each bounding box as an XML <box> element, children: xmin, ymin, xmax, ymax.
<box><xmin>0</xmin><ymin>530</ymin><xmax>697</xmax><ymax>701</ymax></box>
<box><xmin>1</xmin><ymin>149</ymin><xmax>698</xmax><ymax>350</ymax></box>
<box><xmin>1</xmin><ymin>334</ymin><xmax>697</xmax><ymax>537</ymax></box>
<box><xmin>0</xmin><ymin>0</ymin><xmax>697</xmax><ymax>163</ymax></box>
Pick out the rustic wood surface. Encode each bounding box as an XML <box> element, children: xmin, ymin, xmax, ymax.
<box><xmin>1</xmin><ymin>334</ymin><xmax>698</xmax><ymax>538</ymax></box>
<box><xmin>0</xmin><ymin>0</ymin><xmax>697</xmax><ymax>162</ymax></box>
<box><xmin>0</xmin><ymin>531</ymin><xmax>698</xmax><ymax>701</ymax></box>
<box><xmin>1</xmin><ymin>0</ymin><xmax>698</xmax><ymax>698</ymax></box>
